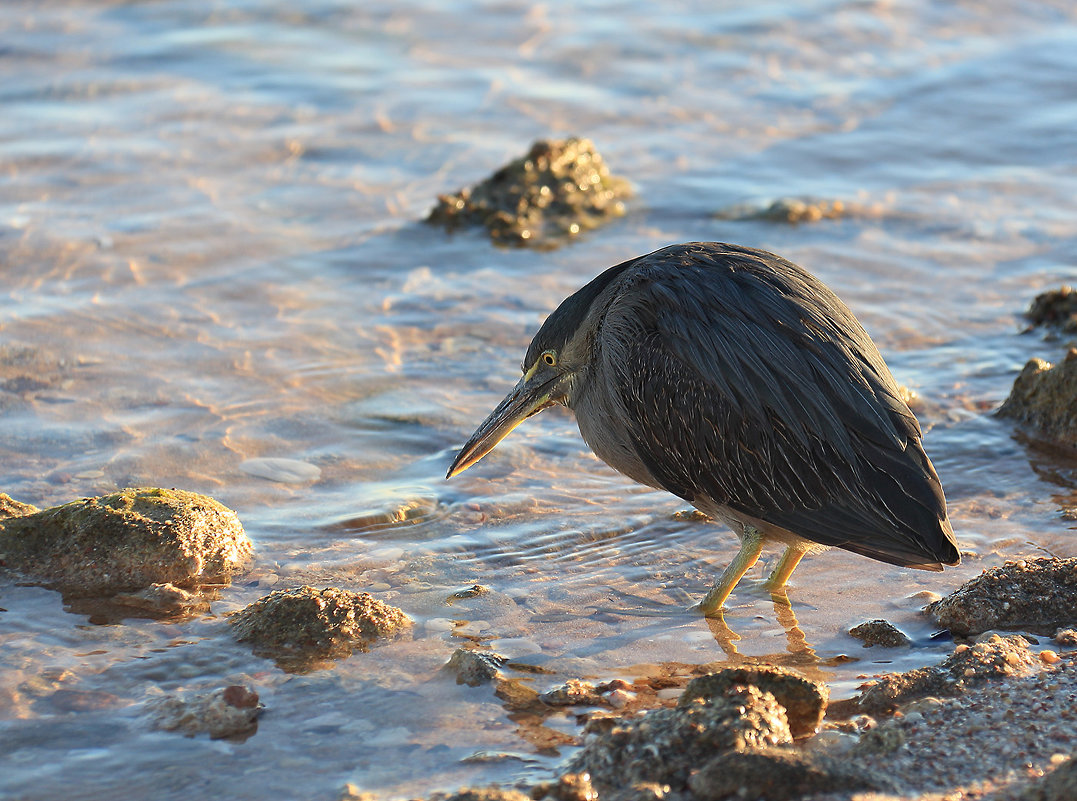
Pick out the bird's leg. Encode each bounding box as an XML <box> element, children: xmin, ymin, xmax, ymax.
<box><xmin>763</xmin><ymin>544</ymin><xmax>806</xmax><ymax>591</ymax></box>
<box><xmin>697</xmin><ymin>524</ymin><xmax>763</xmax><ymax>616</ymax></box>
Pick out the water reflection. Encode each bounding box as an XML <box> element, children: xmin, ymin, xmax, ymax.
<box><xmin>704</xmin><ymin>592</ymin><xmax>829</xmax><ymax>677</ymax></box>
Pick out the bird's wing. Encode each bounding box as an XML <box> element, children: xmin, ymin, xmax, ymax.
<box><xmin>594</xmin><ymin>243</ymin><xmax>955</xmax><ymax>567</ymax></box>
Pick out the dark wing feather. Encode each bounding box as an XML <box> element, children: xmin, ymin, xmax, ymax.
<box><xmin>591</xmin><ymin>243</ymin><xmax>957</xmax><ymax>567</ymax></box>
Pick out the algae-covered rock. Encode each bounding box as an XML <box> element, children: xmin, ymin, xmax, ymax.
<box><xmin>0</xmin><ymin>488</ymin><xmax>252</xmax><ymax>597</ymax></box>
<box><xmin>427</xmin><ymin>138</ymin><xmax>631</xmax><ymax>248</ymax></box>
<box><xmin>998</xmin><ymin>353</ymin><xmax>1077</xmax><ymax>449</ymax></box>
<box><xmin>857</xmin><ymin>634</ymin><xmax>1040</xmax><ymax>714</ymax></box>
<box><xmin>678</xmin><ymin>665</ymin><xmax>828</xmax><ymax>740</ymax></box>
<box><xmin>928</xmin><ymin>558</ymin><xmax>1077</xmax><ymax>637</ymax></box>
<box><xmin>147</xmin><ymin>684</ymin><xmax>261</xmax><ymax>740</ymax></box>
<box><xmin>566</xmin><ymin>684</ymin><xmax>791</xmax><ymax>795</ymax></box>
<box><xmin>230</xmin><ymin>586</ymin><xmax>410</xmax><ymax>669</ymax></box>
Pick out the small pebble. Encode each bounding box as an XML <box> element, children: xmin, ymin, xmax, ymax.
<box><xmin>1039</xmin><ymin>650</ymin><xmax>1061</xmax><ymax>665</ymax></box>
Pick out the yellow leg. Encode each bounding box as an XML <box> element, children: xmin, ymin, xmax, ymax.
<box><xmin>697</xmin><ymin>525</ymin><xmax>763</xmax><ymax>616</ymax></box>
<box><xmin>763</xmin><ymin>544</ymin><xmax>806</xmax><ymax>591</ymax></box>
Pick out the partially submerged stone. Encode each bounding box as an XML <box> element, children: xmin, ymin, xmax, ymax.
<box><xmin>230</xmin><ymin>586</ymin><xmax>410</xmax><ymax>668</ymax></box>
<box><xmin>678</xmin><ymin>665</ymin><xmax>828</xmax><ymax>739</ymax></box>
<box><xmin>446</xmin><ymin>584</ymin><xmax>490</xmax><ymax>604</ymax></box>
<box><xmin>713</xmin><ymin>196</ymin><xmax>860</xmax><ymax>224</ymax></box>
<box><xmin>998</xmin><ymin>353</ymin><xmax>1077</xmax><ymax>449</ymax></box>
<box><xmin>540</xmin><ymin>679</ymin><xmax>606</xmax><ymax>707</ymax></box>
<box><xmin>492</xmin><ymin>676</ymin><xmax>543</xmax><ymax>714</ymax></box>
<box><xmin>858</xmin><ymin>634</ymin><xmax>1039</xmax><ymax>714</ymax></box>
<box><xmin>1026</xmin><ymin>285</ymin><xmax>1077</xmax><ymax>333</ymax></box>
<box><xmin>427</xmin><ymin>138</ymin><xmax>631</xmax><ymax>247</ymax></box>
<box><xmin>567</xmin><ymin>683</ymin><xmax>791</xmax><ymax>795</ymax></box>
<box><xmin>849</xmin><ymin>619</ymin><xmax>913</xmax><ymax>648</ymax></box>
<box><xmin>928</xmin><ymin>558</ymin><xmax>1077</xmax><ymax>636</ymax></box>
<box><xmin>444</xmin><ymin>648</ymin><xmax>506</xmax><ymax>687</ymax></box>
<box><xmin>0</xmin><ymin>488</ymin><xmax>253</xmax><ymax>597</ymax></box>
<box><xmin>147</xmin><ymin>684</ymin><xmax>261</xmax><ymax>740</ymax></box>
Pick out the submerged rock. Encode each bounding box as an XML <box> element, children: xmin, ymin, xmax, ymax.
<box><xmin>147</xmin><ymin>684</ymin><xmax>261</xmax><ymax>739</ymax></box>
<box><xmin>0</xmin><ymin>488</ymin><xmax>253</xmax><ymax>597</ymax></box>
<box><xmin>849</xmin><ymin>619</ymin><xmax>913</xmax><ymax>648</ymax></box>
<box><xmin>566</xmin><ymin>683</ymin><xmax>791</xmax><ymax>795</ymax></box>
<box><xmin>426</xmin><ymin>138</ymin><xmax>631</xmax><ymax>247</ymax></box>
<box><xmin>1025</xmin><ymin>285</ymin><xmax>1077</xmax><ymax>333</ymax></box>
<box><xmin>858</xmin><ymin>633</ymin><xmax>1040</xmax><ymax>714</ymax></box>
<box><xmin>928</xmin><ymin>557</ymin><xmax>1077</xmax><ymax>636</ymax></box>
<box><xmin>112</xmin><ymin>582</ymin><xmax>212</xmax><ymax>618</ymax></box>
<box><xmin>230</xmin><ymin>586</ymin><xmax>410</xmax><ymax>669</ymax></box>
<box><xmin>678</xmin><ymin>665</ymin><xmax>828</xmax><ymax>740</ymax></box>
<box><xmin>998</xmin><ymin>352</ymin><xmax>1077</xmax><ymax>449</ymax></box>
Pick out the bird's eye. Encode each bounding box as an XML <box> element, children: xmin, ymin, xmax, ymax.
<box><xmin>541</xmin><ymin>350</ymin><xmax>557</xmax><ymax>367</ymax></box>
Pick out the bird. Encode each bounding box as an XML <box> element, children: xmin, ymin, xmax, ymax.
<box><xmin>446</xmin><ymin>242</ymin><xmax>959</xmax><ymax>615</ymax></box>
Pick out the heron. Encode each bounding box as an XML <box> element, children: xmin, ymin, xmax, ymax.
<box><xmin>446</xmin><ymin>242</ymin><xmax>959</xmax><ymax>615</ymax></box>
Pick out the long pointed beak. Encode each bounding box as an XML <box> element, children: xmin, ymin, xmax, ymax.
<box><xmin>446</xmin><ymin>371</ymin><xmax>560</xmax><ymax>479</ymax></box>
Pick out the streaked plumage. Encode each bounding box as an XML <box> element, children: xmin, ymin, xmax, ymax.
<box><xmin>447</xmin><ymin>242</ymin><xmax>959</xmax><ymax>613</ymax></box>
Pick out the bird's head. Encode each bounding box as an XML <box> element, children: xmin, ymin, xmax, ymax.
<box><xmin>445</xmin><ymin>262</ymin><xmax>620</xmax><ymax>478</ymax></box>
<box><xmin>445</xmin><ymin>316</ymin><xmax>588</xmax><ymax>479</ymax></box>
<box><xmin>445</xmin><ymin>252</ymin><xmax>640</xmax><ymax>479</ymax></box>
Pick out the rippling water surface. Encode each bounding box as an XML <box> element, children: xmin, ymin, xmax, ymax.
<box><xmin>3</xmin><ymin>1</ymin><xmax>1077</xmax><ymax>798</ymax></box>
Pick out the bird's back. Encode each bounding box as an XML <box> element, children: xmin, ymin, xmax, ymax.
<box><xmin>569</xmin><ymin>242</ymin><xmax>959</xmax><ymax>569</ymax></box>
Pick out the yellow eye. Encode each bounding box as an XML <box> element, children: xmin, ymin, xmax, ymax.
<box><xmin>541</xmin><ymin>350</ymin><xmax>557</xmax><ymax>367</ymax></box>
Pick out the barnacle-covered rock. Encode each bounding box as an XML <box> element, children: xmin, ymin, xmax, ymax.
<box><xmin>230</xmin><ymin>586</ymin><xmax>410</xmax><ymax>670</ymax></box>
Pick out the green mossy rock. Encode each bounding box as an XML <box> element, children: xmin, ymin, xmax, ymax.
<box><xmin>0</xmin><ymin>488</ymin><xmax>253</xmax><ymax>597</ymax></box>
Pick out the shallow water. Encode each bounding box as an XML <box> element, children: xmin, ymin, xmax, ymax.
<box><xmin>2</xmin><ymin>0</ymin><xmax>1077</xmax><ymax>798</ymax></box>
